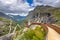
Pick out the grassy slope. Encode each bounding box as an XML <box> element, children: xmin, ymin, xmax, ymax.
<box><xmin>0</xmin><ymin>17</ymin><xmax>17</xmax><ymax>36</ymax></box>
<box><xmin>14</xmin><ymin>25</ymin><xmax>46</xmax><ymax>40</ymax></box>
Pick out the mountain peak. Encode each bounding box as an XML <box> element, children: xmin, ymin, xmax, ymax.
<box><xmin>0</xmin><ymin>12</ymin><xmax>11</xmax><ymax>19</ymax></box>
<box><xmin>36</xmin><ymin>5</ymin><xmax>53</xmax><ymax>8</ymax></box>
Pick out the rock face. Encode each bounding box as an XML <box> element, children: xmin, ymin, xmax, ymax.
<box><xmin>26</xmin><ymin>12</ymin><xmax>57</xmax><ymax>25</ymax></box>
<box><xmin>26</xmin><ymin>5</ymin><xmax>59</xmax><ymax>25</ymax></box>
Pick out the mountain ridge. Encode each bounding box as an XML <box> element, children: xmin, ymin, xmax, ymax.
<box><xmin>0</xmin><ymin>12</ymin><xmax>26</xmax><ymax>23</ymax></box>
<box><xmin>26</xmin><ymin>5</ymin><xmax>60</xmax><ymax>26</ymax></box>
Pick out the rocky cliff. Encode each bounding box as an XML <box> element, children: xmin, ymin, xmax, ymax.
<box><xmin>26</xmin><ymin>5</ymin><xmax>60</xmax><ymax>25</ymax></box>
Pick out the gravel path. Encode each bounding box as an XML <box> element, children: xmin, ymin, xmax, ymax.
<box><xmin>47</xmin><ymin>27</ymin><xmax>60</xmax><ymax>40</ymax></box>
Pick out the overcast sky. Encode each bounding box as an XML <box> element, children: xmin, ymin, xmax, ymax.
<box><xmin>0</xmin><ymin>0</ymin><xmax>60</xmax><ymax>16</ymax></box>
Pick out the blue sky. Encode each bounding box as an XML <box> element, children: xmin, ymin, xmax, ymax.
<box><xmin>27</xmin><ymin>0</ymin><xmax>33</xmax><ymax>6</ymax></box>
<box><xmin>0</xmin><ymin>0</ymin><xmax>60</xmax><ymax>16</ymax></box>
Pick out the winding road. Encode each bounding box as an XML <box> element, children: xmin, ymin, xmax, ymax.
<box><xmin>0</xmin><ymin>23</ymin><xmax>60</xmax><ymax>40</ymax></box>
<box><xmin>26</xmin><ymin>22</ymin><xmax>60</xmax><ymax>40</ymax></box>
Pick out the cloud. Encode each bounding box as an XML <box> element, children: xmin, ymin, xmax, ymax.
<box><xmin>33</xmin><ymin>0</ymin><xmax>60</xmax><ymax>7</ymax></box>
<box><xmin>0</xmin><ymin>0</ymin><xmax>34</xmax><ymax>16</ymax></box>
<box><xmin>0</xmin><ymin>0</ymin><xmax>15</xmax><ymax>5</ymax></box>
<box><xmin>6</xmin><ymin>13</ymin><xmax>28</xmax><ymax>16</ymax></box>
<box><xmin>0</xmin><ymin>0</ymin><xmax>60</xmax><ymax>16</ymax></box>
<box><xmin>53</xmin><ymin>0</ymin><xmax>60</xmax><ymax>7</ymax></box>
<box><xmin>33</xmin><ymin>0</ymin><xmax>43</xmax><ymax>6</ymax></box>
